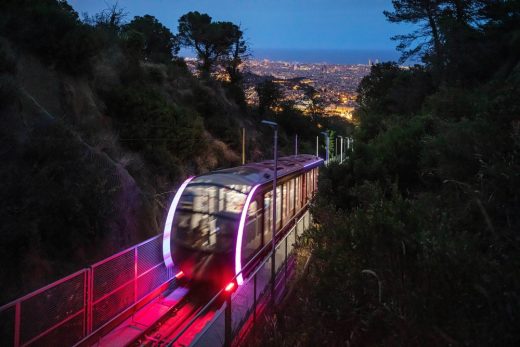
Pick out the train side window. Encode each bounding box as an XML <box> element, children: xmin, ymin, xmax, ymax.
<box><xmin>307</xmin><ymin>172</ymin><xmax>311</xmax><ymax>199</ymax></box>
<box><xmin>248</xmin><ymin>201</ymin><xmax>260</xmax><ymax>243</ymax></box>
<box><xmin>282</xmin><ymin>183</ymin><xmax>288</xmax><ymax>224</ymax></box>
<box><xmin>308</xmin><ymin>172</ymin><xmax>311</xmax><ymax>198</ymax></box>
<box><xmin>289</xmin><ymin>179</ymin><xmax>295</xmax><ymax>216</ymax></box>
<box><xmin>303</xmin><ymin>174</ymin><xmax>306</xmax><ymax>204</ymax></box>
<box><xmin>303</xmin><ymin>173</ymin><xmax>306</xmax><ymax>202</ymax></box>
<box><xmin>243</xmin><ymin>201</ymin><xmax>261</xmax><ymax>262</ymax></box>
<box><xmin>263</xmin><ymin>192</ymin><xmax>272</xmax><ymax>243</ymax></box>
<box><xmin>298</xmin><ymin>175</ymin><xmax>302</xmax><ymax>208</ymax></box>
<box><xmin>314</xmin><ymin>168</ymin><xmax>318</xmax><ymax>192</ymax></box>
<box><xmin>276</xmin><ymin>186</ymin><xmax>282</xmax><ymax>230</ymax></box>
<box><xmin>294</xmin><ymin>176</ymin><xmax>300</xmax><ymax>212</ymax></box>
<box><xmin>311</xmin><ymin>171</ymin><xmax>314</xmax><ymax>195</ymax></box>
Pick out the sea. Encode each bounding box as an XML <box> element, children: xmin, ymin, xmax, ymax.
<box><xmin>179</xmin><ymin>47</ymin><xmax>401</xmax><ymax>65</ymax></box>
<box><xmin>251</xmin><ymin>48</ymin><xmax>400</xmax><ymax>65</ymax></box>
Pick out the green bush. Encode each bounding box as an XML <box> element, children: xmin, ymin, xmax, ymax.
<box><xmin>0</xmin><ymin>0</ymin><xmax>102</xmax><ymax>75</ymax></box>
<box><xmin>104</xmin><ymin>85</ymin><xmax>207</xmax><ymax>179</ymax></box>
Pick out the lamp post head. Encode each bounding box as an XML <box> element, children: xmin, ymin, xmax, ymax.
<box><xmin>261</xmin><ymin>120</ymin><xmax>278</xmax><ymax>128</ymax></box>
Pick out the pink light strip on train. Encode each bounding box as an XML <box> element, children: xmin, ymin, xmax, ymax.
<box><xmin>235</xmin><ymin>184</ymin><xmax>261</xmax><ymax>285</ymax></box>
<box><xmin>162</xmin><ymin>176</ymin><xmax>195</xmax><ymax>268</ymax></box>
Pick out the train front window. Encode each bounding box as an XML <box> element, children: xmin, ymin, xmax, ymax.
<box><xmin>173</xmin><ymin>184</ymin><xmax>248</xmax><ymax>252</ymax></box>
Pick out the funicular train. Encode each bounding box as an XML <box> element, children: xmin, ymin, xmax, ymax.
<box><xmin>162</xmin><ymin>154</ymin><xmax>323</xmax><ymax>287</ymax></box>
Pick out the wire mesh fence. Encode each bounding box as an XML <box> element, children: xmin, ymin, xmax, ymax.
<box><xmin>0</xmin><ymin>234</ymin><xmax>173</xmax><ymax>347</ymax></box>
<box><xmin>0</xmin><ymin>269</ymin><xmax>88</xmax><ymax>347</ymax></box>
<box><xmin>0</xmin><ymin>208</ymin><xmax>312</xmax><ymax>347</ymax></box>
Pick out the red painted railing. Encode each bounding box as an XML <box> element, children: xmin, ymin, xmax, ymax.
<box><xmin>0</xmin><ymin>235</ymin><xmax>174</xmax><ymax>347</ymax></box>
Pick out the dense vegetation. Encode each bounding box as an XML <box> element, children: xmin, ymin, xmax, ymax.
<box><xmin>258</xmin><ymin>1</ymin><xmax>520</xmax><ymax>346</ymax></box>
<box><xmin>0</xmin><ymin>0</ymin><xmax>350</xmax><ymax>304</ymax></box>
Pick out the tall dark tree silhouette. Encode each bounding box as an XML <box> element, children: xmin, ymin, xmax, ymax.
<box><xmin>384</xmin><ymin>0</ymin><xmax>444</xmax><ymax>67</ymax></box>
<box><xmin>177</xmin><ymin>11</ymin><xmax>236</xmax><ymax>76</ymax></box>
<box><xmin>256</xmin><ymin>80</ymin><xmax>283</xmax><ymax>115</ymax></box>
<box><xmin>123</xmin><ymin>15</ymin><xmax>179</xmax><ymax>63</ymax></box>
<box><xmin>304</xmin><ymin>86</ymin><xmax>325</xmax><ymax>120</ymax></box>
<box><xmin>222</xmin><ymin>24</ymin><xmax>248</xmax><ymax>84</ymax></box>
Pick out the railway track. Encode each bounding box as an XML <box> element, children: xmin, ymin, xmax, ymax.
<box><xmin>130</xmin><ymin>284</ymin><xmax>221</xmax><ymax>347</ymax></box>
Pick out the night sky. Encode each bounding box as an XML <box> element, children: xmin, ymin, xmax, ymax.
<box><xmin>70</xmin><ymin>0</ymin><xmax>415</xmax><ymax>62</ymax></box>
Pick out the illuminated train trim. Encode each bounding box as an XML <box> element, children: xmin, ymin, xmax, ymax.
<box><xmin>235</xmin><ymin>184</ymin><xmax>261</xmax><ymax>285</ymax></box>
<box><xmin>162</xmin><ymin>176</ymin><xmax>195</xmax><ymax>268</ymax></box>
<box><xmin>161</xmin><ymin>155</ymin><xmax>324</xmax><ymax>285</ymax></box>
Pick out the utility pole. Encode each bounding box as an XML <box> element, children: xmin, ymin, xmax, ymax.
<box><xmin>261</xmin><ymin>120</ymin><xmax>278</xmax><ymax>303</ymax></box>
<box><xmin>295</xmin><ymin>134</ymin><xmax>298</xmax><ymax>156</ymax></box>
<box><xmin>316</xmin><ymin>135</ymin><xmax>318</xmax><ymax>157</ymax></box>
<box><xmin>242</xmin><ymin>127</ymin><xmax>246</xmax><ymax>165</ymax></box>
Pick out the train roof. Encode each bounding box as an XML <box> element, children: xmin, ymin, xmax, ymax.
<box><xmin>190</xmin><ymin>154</ymin><xmax>323</xmax><ymax>188</ymax></box>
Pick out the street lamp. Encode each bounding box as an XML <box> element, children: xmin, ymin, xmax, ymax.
<box><xmin>321</xmin><ymin>131</ymin><xmax>329</xmax><ymax>164</ymax></box>
<box><xmin>261</xmin><ymin>120</ymin><xmax>278</xmax><ymax>300</ymax></box>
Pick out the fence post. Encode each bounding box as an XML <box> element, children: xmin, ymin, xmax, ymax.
<box><xmin>271</xmin><ymin>248</ymin><xmax>275</xmax><ymax>305</ymax></box>
<box><xmin>224</xmin><ymin>295</ymin><xmax>232</xmax><ymax>347</ymax></box>
<box><xmin>253</xmin><ymin>273</ymin><xmax>257</xmax><ymax>328</ymax></box>
<box><xmin>284</xmin><ymin>237</ymin><xmax>288</xmax><ymax>285</ymax></box>
<box><xmin>134</xmin><ymin>247</ymin><xmax>138</xmax><ymax>305</ymax></box>
<box><xmin>295</xmin><ymin>218</ymin><xmax>298</xmax><ymax>243</ymax></box>
<box><xmin>83</xmin><ymin>270</ymin><xmax>89</xmax><ymax>338</ymax></box>
<box><xmin>14</xmin><ymin>302</ymin><xmax>20</xmax><ymax>347</ymax></box>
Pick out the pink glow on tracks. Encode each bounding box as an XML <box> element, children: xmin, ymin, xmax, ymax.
<box><xmin>162</xmin><ymin>176</ymin><xmax>195</xmax><ymax>268</ymax></box>
<box><xmin>235</xmin><ymin>184</ymin><xmax>261</xmax><ymax>285</ymax></box>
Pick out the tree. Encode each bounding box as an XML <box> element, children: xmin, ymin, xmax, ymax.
<box><xmin>256</xmin><ymin>80</ymin><xmax>283</xmax><ymax>115</ymax></box>
<box><xmin>177</xmin><ymin>11</ymin><xmax>236</xmax><ymax>75</ymax></box>
<box><xmin>123</xmin><ymin>15</ymin><xmax>179</xmax><ymax>63</ymax></box>
<box><xmin>85</xmin><ymin>2</ymin><xmax>127</xmax><ymax>33</ymax></box>
<box><xmin>443</xmin><ymin>0</ymin><xmax>484</xmax><ymax>24</ymax></box>
<box><xmin>304</xmin><ymin>86</ymin><xmax>325</xmax><ymax>120</ymax></box>
<box><xmin>384</xmin><ymin>0</ymin><xmax>444</xmax><ymax>67</ymax></box>
<box><xmin>222</xmin><ymin>24</ymin><xmax>248</xmax><ymax>84</ymax></box>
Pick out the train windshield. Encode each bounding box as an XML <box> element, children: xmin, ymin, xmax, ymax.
<box><xmin>173</xmin><ymin>183</ymin><xmax>250</xmax><ymax>253</ymax></box>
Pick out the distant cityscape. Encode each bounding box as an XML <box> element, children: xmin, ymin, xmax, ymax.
<box><xmin>243</xmin><ymin>59</ymin><xmax>375</xmax><ymax>120</ymax></box>
<box><xmin>185</xmin><ymin>58</ymin><xmax>376</xmax><ymax>120</ymax></box>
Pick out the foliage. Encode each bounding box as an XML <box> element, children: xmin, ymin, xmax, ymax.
<box><xmin>123</xmin><ymin>15</ymin><xmax>179</xmax><ymax>63</ymax></box>
<box><xmin>178</xmin><ymin>11</ymin><xmax>245</xmax><ymax>76</ymax></box>
<box><xmin>0</xmin><ymin>122</ymin><xmax>118</xmax><ymax>302</ymax></box>
<box><xmin>0</xmin><ymin>0</ymin><xmax>102</xmax><ymax>75</ymax></box>
<box><xmin>260</xmin><ymin>1</ymin><xmax>520</xmax><ymax>345</ymax></box>
<box><xmin>256</xmin><ymin>79</ymin><xmax>283</xmax><ymax>115</ymax></box>
<box><xmin>0</xmin><ymin>0</ymin><xmax>353</xmax><ymax>306</ymax></box>
<box><xmin>104</xmin><ymin>85</ymin><xmax>207</xmax><ymax>179</ymax></box>
<box><xmin>222</xmin><ymin>24</ymin><xmax>248</xmax><ymax>85</ymax></box>
<box><xmin>303</xmin><ymin>86</ymin><xmax>325</xmax><ymax>119</ymax></box>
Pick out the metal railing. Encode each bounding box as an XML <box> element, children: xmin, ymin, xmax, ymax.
<box><xmin>168</xmin><ymin>210</ymin><xmax>312</xmax><ymax>347</ymax></box>
<box><xmin>0</xmin><ymin>234</ymin><xmax>174</xmax><ymax>347</ymax></box>
<box><xmin>0</xmin><ymin>209</ymin><xmax>314</xmax><ymax>347</ymax></box>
